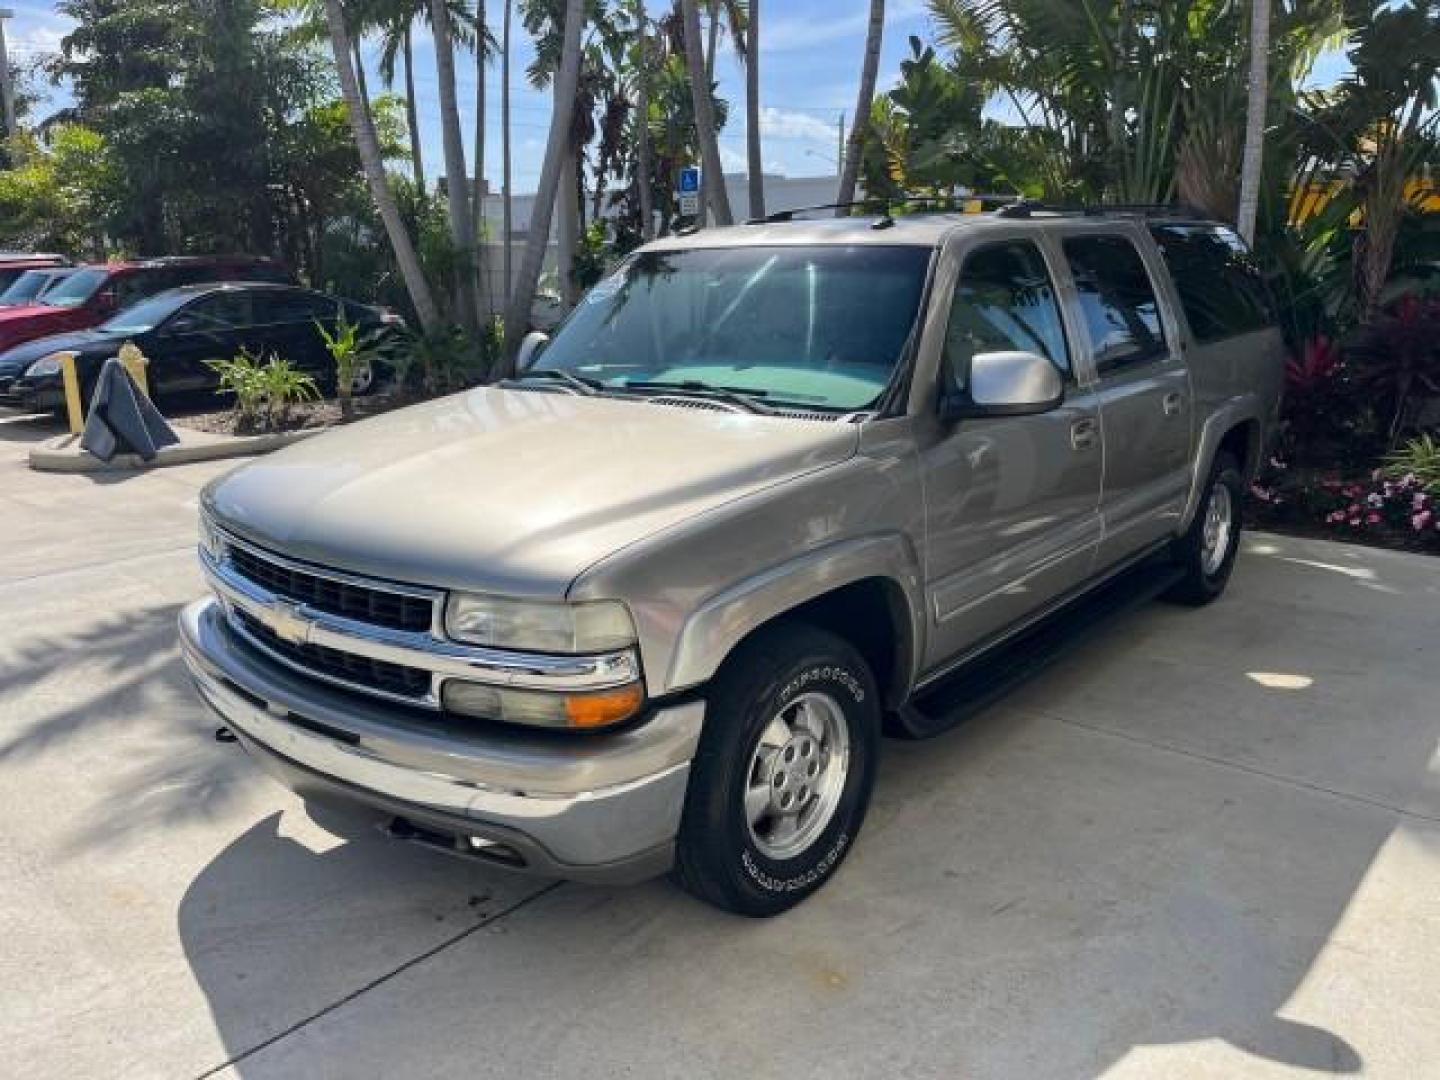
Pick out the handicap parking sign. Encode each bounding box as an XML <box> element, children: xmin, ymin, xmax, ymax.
<box><xmin>678</xmin><ymin>166</ymin><xmax>700</xmax><ymax>194</ymax></box>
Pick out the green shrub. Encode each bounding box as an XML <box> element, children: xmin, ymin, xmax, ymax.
<box><xmin>1384</xmin><ymin>433</ymin><xmax>1440</xmax><ymax>494</ymax></box>
<box><xmin>207</xmin><ymin>348</ymin><xmax>319</xmax><ymax>433</ymax></box>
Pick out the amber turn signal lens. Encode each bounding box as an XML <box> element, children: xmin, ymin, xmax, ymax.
<box><xmin>564</xmin><ymin>683</ymin><xmax>645</xmax><ymax>728</ymax></box>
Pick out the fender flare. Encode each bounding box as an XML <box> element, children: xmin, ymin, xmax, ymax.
<box><xmin>665</xmin><ymin>534</ymin><xmax>925</xmax><ymax>705</ymax></box>
<box><xmin>1180</xmin><ymin>395</ymin><xmax>1265</xmax><ymax>532</ymax></box>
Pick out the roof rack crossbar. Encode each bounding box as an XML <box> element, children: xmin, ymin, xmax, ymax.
<box><xmin>996</xmin><ymin>200</ymin><xmax>1209</xmax><ymax>219</ymax></box>
<box><xmin>745</xmin><ymin>192</ymin><xmax>1026</xmax><ymax>226</ymax></box>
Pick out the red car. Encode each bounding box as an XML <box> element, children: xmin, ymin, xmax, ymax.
<box><xmin>0</xmin><ymin>255</ymin><xmax>295</xmax><ymax>353</ymax></box>
<box><xmin>0</xmin><ymin>253</ymin><xmax>68</xmax><ymax>294</ymax></box>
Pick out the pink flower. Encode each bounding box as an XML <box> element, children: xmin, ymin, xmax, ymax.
<box><xmin>1366</xmin><ymin>512</ymin><xmax>1382</xmax><ymax>525</ymax></box>
<box><xmin>1366</xmin><ymin>492</ymin><xmax>1384</xmax><ymax>509</ymax></box>
<box><xmin>1415</xmin><ymin>492</ymin><xmax>1432</xmax><ymax>511</ymax></box>
<box><xmin>1414</xmin><ymin>510</ymin><xmax>1434</xmax><ymax>532</ymax></box>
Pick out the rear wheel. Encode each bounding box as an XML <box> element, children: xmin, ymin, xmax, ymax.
<box><xmin>673</xmin><ymin>624</ymin><xmax>879</xmax><ymax>917</ymax></box>
<box><xmin>1165</xmin><ymin>451</ymin><xmax>1243</xmax><ymax>605</ymax></box>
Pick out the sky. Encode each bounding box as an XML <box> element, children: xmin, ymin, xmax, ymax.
<box><xmin>4</xmin><ymin>0</ymin><xmax>1347</xmax><ymax>195</ymax></box>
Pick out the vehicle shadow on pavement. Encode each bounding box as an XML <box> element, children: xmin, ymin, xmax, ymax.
<box><xmin>170</xmin><ymin>546</ymin><xmax>1440</xmax><ymax>1078</ymax></box>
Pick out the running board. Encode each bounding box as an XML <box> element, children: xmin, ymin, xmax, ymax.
<box><xmin>890</xmin><ymin>557</ymin><xmax>1185</xmax><ymax>740</ymax></box>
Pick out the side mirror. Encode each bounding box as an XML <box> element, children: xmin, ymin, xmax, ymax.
<box><xmin>941</xmin><ymin>350</ymin><xmax>1064</xmax><ymax>421</ymax></box>
<box><xmin>515</xmin><ymin>330</ymin><xmax>550</xmax><ymax>371</ymax></box>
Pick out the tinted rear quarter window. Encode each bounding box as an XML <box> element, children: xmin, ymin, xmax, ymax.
<box><xmin>1062</xmin><ymin>235</ymin><xmax>1167</xmax><ymax>374</ymax></box>
<box><xmin>1150</xmin><ymin>224</ymin><xmax>1273</xmax><ymax>342</ymax></box>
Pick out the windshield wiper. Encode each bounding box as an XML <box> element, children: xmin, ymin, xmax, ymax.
<box><xmin>622</xmin><ymin>380</ymin><xmax>775</xmax><ymax>415</ymax></box>
<box><xmin>506</xmin><ymin>368</ymin><xmax>603</xmax><ymax>395</ymax></box>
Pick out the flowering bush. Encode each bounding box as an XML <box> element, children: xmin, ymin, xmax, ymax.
<box><xmin>1318</xmin><ymin>472</ymin><xmax>1439</xmax><ymax>537</ymax></box>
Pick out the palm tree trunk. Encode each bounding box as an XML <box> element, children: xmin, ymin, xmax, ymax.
<box><xmin>502</xmin><ymin>0</ymin><xmax>514</xmax><ymax>300</ymax></box>
<box><xmin>635</xmin><ymin>11</ymin><xmax>655</xmax><ymax>240</ymax></box>
<box><xmin>557</xmin><ymin>129</ymin><xmax>581</xmax><ymax>306</ymax></box>
<box><xmin>353</xmin><ymin>38</ymin><xmax>372</xmax><ymax>115</ymax></box>
<box><xmin>428</xmin><ymin>0</ymin><xmax>480</xmax><ymax>332</ymax></box>
<box><xmin>836</xmin><ymin>0</ymin><xmax>883</xmax><ymax>213</ymax></box>
<box><xmin>324</xmin><ymin>0</ymin><xmax>441</xmax><ymax>331</ymax></box>
<box><xmin>403</xmin><ymin>27</ymin><xmax>425</xmax><ymax>193</ymax></box>
<box><xmin>680</xmin><ymin>0</ymin><xmax>733</xmax><ymax>226</ymax></box>
<box><xmin>473</xmin><ymin>0</ymin><xmax>490</xmax><ymax>312</ymax></box>
<box><xmin>705</xmin><ymin>0</ymin><xmax>720</xmax><ymax>85</ymax></box>
<box><xmin>502</xmin><ymin>0</ymin><xmax>585</xmax><ymax>369</ymax></box>
<box><xmin>1236</xmin><ymin>0</ymin><xmax>1270</xmax><ymax>244</ymax></box>
<box><xmin>745</xmin><ymin>0</ymin><xmax>764</xmax><ymax>220</ymax></box>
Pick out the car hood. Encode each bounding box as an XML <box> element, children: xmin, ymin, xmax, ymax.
<box><xmin>0</xmin><ymin>329</ymin><xmax>112</xmax><ymax>374</ymax></box>
<box><xmin>204</xmin><ymin>387</ymin><xmax>859</xmax><ymax>596</ymax></box>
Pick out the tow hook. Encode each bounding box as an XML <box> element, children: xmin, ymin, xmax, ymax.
<box><xmin>214</xmin><ymin>725</ymin><xmax>237</xmax><ymax>744</ymax></box>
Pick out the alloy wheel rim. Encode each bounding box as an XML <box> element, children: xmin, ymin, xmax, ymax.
<box><xmin>743</xmin><ymin>690</ymin><xmax>850</xmax><ymax>861</ymax></box>
<box><xmin>1201</xmin><ymin>480</ymin><xmax>1234</xmax><ymax>576</ymax></box>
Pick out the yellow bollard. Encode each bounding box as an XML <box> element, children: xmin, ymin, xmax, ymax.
<box><xmin>118</xmin><ymin>342</ymin><xmax>150</xmax><ymax>399</ymax></box>
<box><xmin>59</xmin><ymin>352</ymin><xmax>84</xmax><ymax>435</ymax></box>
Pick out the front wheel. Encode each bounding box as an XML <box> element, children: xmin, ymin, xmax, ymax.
<box><xmin>673</xmin><ymin>624</ymin><xmax>880</xmax><ymax>917</ymax></box>
<box><xmin>1165</xmin><ymin>451</ymin><xmax>1244</xmax><ymax>605</ymax></box>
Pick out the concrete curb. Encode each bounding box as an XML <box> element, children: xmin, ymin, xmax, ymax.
<box><xmin>27</xmin><ymin>425</ymin><xmax>324</xmax><ymax>473</ymax></box>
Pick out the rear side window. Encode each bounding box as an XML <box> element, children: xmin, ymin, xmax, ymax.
<box><xmin>944</xmin><ymin>241</ymin><xmax>1070</xmax><ymax>380</ymax></box>
<box><xmin>1062</xmin><ymin>235</ymin><xmax>1167</xmax><ymax>374</ymax></box>
<box><xmin>255</xmin><ymin>290</ymin><xmax>337</xmax><ymax>324</ymax></box>
<box><xmin>1150</xmin><ymin>224</ymin><xmax>1273</xmax><ymax>342</ymax></box>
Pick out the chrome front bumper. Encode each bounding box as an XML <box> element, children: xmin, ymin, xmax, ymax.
<box><xmin>179</xmin><ymin>598</ymin><xmax>703</xmax><ymax>883</ymax></box>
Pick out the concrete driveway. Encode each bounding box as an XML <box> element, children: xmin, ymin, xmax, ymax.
<box><xmin>1</xmin><ymin>405</ymin><xmax>1437</xmax><ymax>1080</ymax></box>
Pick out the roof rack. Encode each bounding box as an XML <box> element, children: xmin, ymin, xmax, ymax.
<box><xmin>995</xmin><ymin>200</ymin><xmax>1209</xmax><ymax>220</ymax></box>
<box><xmin>746</xmin><ymin>193</ymin><xmax>1025</xmax><ymax>229</ymax></box>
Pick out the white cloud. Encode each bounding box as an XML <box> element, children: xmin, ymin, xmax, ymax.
<box><xmin>763</xmin><ymin>0</ymin><xmax>930</xmax><ymax>53</ymax></box>
<box><xmin>758</xmin><ymin>106</ymin><xmax>837</xmax><ymax>143</ymax></box>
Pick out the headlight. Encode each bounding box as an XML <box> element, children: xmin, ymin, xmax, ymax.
<box><xmin>442</xmin><ymin>680</ymin><xmax>644</xmax><ymax>730</ymax></box>
<box><xmin>24</xmin><ymin>351</ymin><xmax>72</xmax><ymax>378</ymax></box>
<box><xmin>444</xmin><ymin>593</ymin><xmax>636</xmax><ymax>653</ymax></box>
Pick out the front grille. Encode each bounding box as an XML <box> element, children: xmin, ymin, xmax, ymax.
<box><xmin>233</xmin><ymin>609</ymin><xmax>432</xmax><ymax>700</ymax></box>
<box><xmin>228</xmin><ymin>542</ymin><xmax>434</xmax><ymax>633</ymax></box>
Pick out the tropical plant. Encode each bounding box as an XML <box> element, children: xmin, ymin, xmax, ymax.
<box><xmin>1343</xmin><ymin>292</ymin><xmax>1440</xmax><ymax>445</ymax></box>
<box><xmin>1295</xmin><ymin>0</ymin><xmax>1440</xmax><ymax>321</ymax></box>
<box><xmin>316</xmin><ymin>314</ymin><xmax>364</xmax><ymax>419</ymax></box>
<box><xmin>1383</xmin><ymin>433</ymin><xmax>1440</xmax><ymax>493</ymax></box>
<box><xmin>207</xmin><ymin>348</ymin><xmax>320</xmax><ymax>432</ymax></box>
<box><xmin>315</xmin><ymin>0</ymin><xmax>442</xmax><ymax>331</ymax></box>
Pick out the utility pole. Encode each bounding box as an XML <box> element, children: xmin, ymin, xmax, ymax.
<box><xmin>0</xmin><ymin>9</ymin><xmax>17</xmax><ymax>148</ymax></box>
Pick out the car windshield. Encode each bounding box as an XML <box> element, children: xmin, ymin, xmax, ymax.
<box><xmin>99</xmin><ymin>290</ymin><xmax>191</xmax><ymax>335</ymax></box>
<box><xmin>534</xmin><ymin>245</ymin><xmax>932</xmax><ymax>411</ymax></box>
<box><xmin>39</xmin><ymin>266</ymin><xmax>109</xmax><ymax>308</ymax></box>
<box><xmin>0</xmin><ymin>270</ymin><xmax>63</xmax><ymax>305</ymax></box>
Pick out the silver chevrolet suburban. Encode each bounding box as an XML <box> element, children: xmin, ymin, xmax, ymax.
<box><xmin>180</xmin><ymin>207</ymin><xmax>1284</xmax><ymax>916</ymax></box>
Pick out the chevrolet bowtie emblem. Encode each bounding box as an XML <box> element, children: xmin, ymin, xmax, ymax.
<box><xmin>262</xmin><ymin>601</ymin><xmax>312</xmax><ymax>646</ymax></box>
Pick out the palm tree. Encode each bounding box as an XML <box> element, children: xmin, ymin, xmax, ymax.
<box><xmin>836</xmin><ymin>0</ymin><xmax>883</xmax><ymax>212</ymax></box>
<box><xmin>634</xmin><ymin>1</ymin><xmax>656</xmax><ymax>239</ymax></box>
<box><xmin>502</xmin><ymin>0</ymin><xmax>515</xmax><ymax>295</ymax></box>
<box><xmin>428</xmin><ymin>0</ymin><xmax>481</xmax><ymax>330</ymax></box>
<box><xmin>745</xmin><ymin>0</ymin><xmax>763</xmax><ymax>219</ymax></box>
<box><xmin>679</xmin><ymin>0</ymin><xmax>733</xmax><ymax>225</ymax></box>
<box><xmin>503</xmin><ymin>0</ymin><xmax>585</xmax><ymax>366</ymax></box>
<box><xmin>375</xmin><ymin>9</ymin><xmax>426</xmax><ymax>191</ymax></box>
<box><xmin>1236</xmin><ymin>0</ymin><xmax>1270</xmax><ymax>244</ymax></box>
<box><xmin>322</xmin><ymin>0</ymin><xmax>441</xmax><ymax>330</ymax></box>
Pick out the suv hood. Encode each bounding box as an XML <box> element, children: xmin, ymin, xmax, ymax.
<box><xmin>204</xmin><ymin>387</ymin><xmax>859</xmax><ymax>596</ymax></box>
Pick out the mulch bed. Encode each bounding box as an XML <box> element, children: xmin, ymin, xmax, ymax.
<box><xmin>173</xmin><ymin>394</ymin><xmax>403</xmax><ymax>437</ymax></box>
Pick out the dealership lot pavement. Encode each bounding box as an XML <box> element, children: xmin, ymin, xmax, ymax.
<box><xmin>1</xmin><ymin>405</ymin><xmax>1437</xmax><ymax>1080</ymax></box>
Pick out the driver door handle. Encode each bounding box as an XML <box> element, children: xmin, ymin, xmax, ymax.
<box><xmin>1162</xmin><ymin>391</ymin><xmax>1184</xmax><ymax>417</ymax></box>
<box><xmin>1071</xmin><ymin>418</ymin><xmax>1099</xmax><ymax>451</ymax></box>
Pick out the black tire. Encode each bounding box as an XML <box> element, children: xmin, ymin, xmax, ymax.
<box><xmin>673</xmin><ymin>623</ymin><xmax>880</xmax><ymax>917</ymax></box>
<box><xmin>1165</xmin><ymin>451</ymin><xmax>1244</xmax><ymax>605</ymax></box>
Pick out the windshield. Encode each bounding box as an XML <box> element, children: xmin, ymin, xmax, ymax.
<box><xmin>535</xmin><ymin>245</ymin><xmax>932</xmax><ymax>411</ymax></box>
<box><xmin>39</xmin><ymin>266</ymin><xmax>109</xmax><ymax>308</ymax></box>
<box><xmin>99</xmin><ymin>290</ymin><xmax>190</xmax><ymax>335</ymax></box>
<box><xmin>0</xmin><ymin>270</ymin><xmax>62</xmax><ymax>305</ymax></box>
